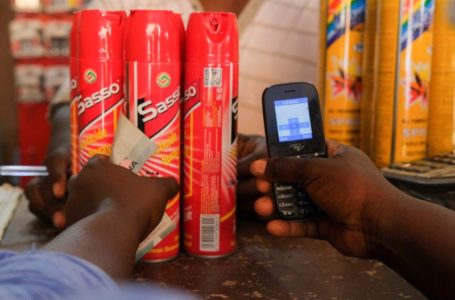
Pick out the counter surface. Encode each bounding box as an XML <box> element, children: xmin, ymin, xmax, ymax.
<box><xmin>1</xmin><ymin>200</ymin><xmax>424</xmax><ymax>299</ymax></box>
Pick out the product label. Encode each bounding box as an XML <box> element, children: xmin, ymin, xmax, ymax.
<box><xmin>77</xmin><ymin>59</ymin><xmax>124</xmax><ymax>169</ymax></box>
<box><xmin>394</xmin><ymin>0</ymin><xmax>434</xmax><ymax>162</ymax></box>
<box><xmin>70</xmin><ymin>57</ymin><xmax>79</xmax><ymax>174</ymax></box>
<box><xmin>359</xmin><ymin>0</ymin><xmax>378</xmax><ymax>155</ymax></box>
<box><xmin>371</xmin><ymin>0</ymin><xmax>400</xmax><ymax>167</ymax></box>
<box><xmin>126</xmin><ymin>61</ymin><xmax>181</xmax><ymax>261</ymax></box>
<box><xmin>183</xmin><ymin>62</ymin><xmax>237</xmax><ymax>256</ymax></box>
<box><xmin>323</xmin><ymin>0</ymin><xmax>366</xmax><ymax>146</ymax></box>
<box><xmin>428</xmin><ymin>0</ymin><xmax>455</xmax><ymax>155</ymax></box>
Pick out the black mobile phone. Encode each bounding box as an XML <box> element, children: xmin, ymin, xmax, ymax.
<box><xmin>262</xmin><ymin>82</ymin><xmax>326</xmax><ymax>220</ymax></box>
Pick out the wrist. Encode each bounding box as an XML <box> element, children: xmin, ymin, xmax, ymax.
<box><xmin>360</xmin><ymin>185</ymin><xmax>407</xmax><ymax>259</ymax></box>
<box><xmin>48</xmin><ymin>104</ymin><xmax>71</xmax><ymax>155</ymax></box>
<box><xmin>97</xmin><ymin>207</ymin><xmax>147</xmax><ymax>244</ymax></box>
<box><xmin>44</xmin><ymin>208</ymin><xmax>145</xmax><ymax>278</ymax></box>
<box><xmin>100</xmin><ymin>202</ymin><xmax>152</xmax><ymax>242</ymax></box>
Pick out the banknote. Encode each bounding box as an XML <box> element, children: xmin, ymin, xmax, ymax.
<box><xmin>135</xmin><ymin>213</ymin><xmax>176</xmax><ymax>262</ymax></box>
<box><xmin>0</xmin><ymin>184</ymin><xmax>23</xmax><ymax>241</ymax></box>
<box><xmin>111</xmin><ymin>114</ymin><xmax>157</xmax><ymax>173</ymax></box>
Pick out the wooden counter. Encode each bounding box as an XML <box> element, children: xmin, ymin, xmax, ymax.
<box><xmin>1</xmin><ymin>200</ymin><xmax>424</xmax><ymax>299</ymax></box>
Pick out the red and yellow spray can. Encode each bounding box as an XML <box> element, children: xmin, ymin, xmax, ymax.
<box><xmin>125</xmin><ymin>10</ymin><xmax>182</xmax><ymax>262</ymax></box>
<box><xmin>183</xmin><ymin>12</ymin><xmax>239</xmax><ymax>257</ymax></box>
<box><xmin>70</xmin><ymin>12</ymin><xmax>80</xmax><ymax>175</ymax></box>
<box><xmin>75</xmin><ymin>10</ymin><xmax>125</xmax><ymax>170</ymax></box>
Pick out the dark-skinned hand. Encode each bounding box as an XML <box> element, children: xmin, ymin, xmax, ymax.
<box><xmin>237</xmin><ymin>134</ymin><xmax>268</xmax><ymax>219</ymax></box>
<box><xmin>250</xmin><ymin>139</ymin><xmax>400</xmax><ymax>258</ymax></box>
<box><xmin>65</xmin><ymin>155</ymin><xmax>179</xmax><ymax>238</ymax></box>
<box><xmin>25</xmin><ymin>145</ymin><xmax>70</xmax><ymax>229</ymax></box>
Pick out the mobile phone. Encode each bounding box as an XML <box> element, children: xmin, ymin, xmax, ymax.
<box><xmin>262</xmin><ymin>82</ymin><xmax>326</xmax><ymax>220</ymax></box>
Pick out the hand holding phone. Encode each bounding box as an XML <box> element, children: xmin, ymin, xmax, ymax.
<box><xmin>262</xmin><ymin>82</ymin><xmax>326</xmax><ymax>220</ymax></box>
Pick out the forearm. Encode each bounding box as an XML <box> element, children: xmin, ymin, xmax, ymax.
<box><xmin>366</xmin><ymin>191</ymin><xmax>455</xmax><ymax>299</ymax></box>
<box><xmin>48</xmin><ymin>104</ymin><xmax>71</xmax><ymax>154</ymax></box>
<box><xmin>42</xmin><ymin>209</ymin><xmax>145</xmax><ymax>279</ymax></box>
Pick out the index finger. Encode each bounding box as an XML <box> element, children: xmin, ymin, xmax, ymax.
<box><xmin>249</xmin><ymin>140</ymin><xmax>349</xmax><ymax>184</ymax></box>
<box><xmin>266</xmin><ymin>219</ymin><xmax>329</xmax><ymax>239</ymax></box>
<box><xmin>45</xmin><ymin>150</ymin><xmax>71</xmax><ymax>198</ymax></box>
<box><xmin>237</xmin><ymin>134</ymin><xmax>267</xmax><ymax>179</ymax></box>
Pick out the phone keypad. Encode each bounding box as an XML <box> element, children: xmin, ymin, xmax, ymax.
<box><xmin>274</xmin><ymin>183</ymin><xmax>321</xmax><ymax>220</ymax></box>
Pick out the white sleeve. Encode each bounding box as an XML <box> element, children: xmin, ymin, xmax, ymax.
<box><xmin>84</xmin><ymin>0</ymin><xmax>201</xmax><ymax>25</ymax></box>
<box><xmin>49</xmin><ymin>71</ymin><xmax>70</xmax><ymax>106</ymax></box>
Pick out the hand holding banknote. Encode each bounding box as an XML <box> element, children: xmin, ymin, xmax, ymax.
<box><xmin>65</xmin><ymin>155</ymin><xmax>178</xmax><ymax>237</ymax></box>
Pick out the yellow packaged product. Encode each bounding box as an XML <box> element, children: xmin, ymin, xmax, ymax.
<box><xmin>322</xmin><ymin>0</ymin><xmax>366</xmax><ymax>147</ymax></box>
<box><xmin>428</xmin><ymin>0</ymin><xmax>455</xmax><ymax>156</ymax></box>
<box><xmin>359</xmin><ymin>0</ymin><xmax>377</xmax><ymax>155</ymax></box>
<box><xmin>371</xmin><ymin>0</ymin><xmax>435</xmax><ymax>167</ymax></box>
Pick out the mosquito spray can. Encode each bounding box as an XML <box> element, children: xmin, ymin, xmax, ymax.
<box><xmin>70</xmin><ymin>12</ymin><xmax>80</xmax><ymax>175</ymax></box>
<box><xmin>183</xmin><ymin>12</ymin><xmax>239</xmax><ymax>257</ymax></box>
<box><xmin>125</xmin><ymin>10</ymin><xmax>181</xmax><ymax>262</ymax></box>
<box><xmin>76</xmin><ymin>10</ymin><xmax>125</xmax><ymax>169</ymax></box>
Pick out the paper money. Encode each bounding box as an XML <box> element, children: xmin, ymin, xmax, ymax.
<box><xmin>0</xmin><ymin>184</ymin><xmax>23</xmax><ymax>241</ymax></box>
<box><xmin>135</xmin><ymin>213</ymin><xmax>176</xmax><ymax>262</ymax></box>
<box><xmin>111</xmin><ymin>114</ymin><xmax>176</xmax><ymax>262</ymax></box>
<box><xmin>111</xmin><ymin>114</ymin><xmax>157</xmax><ymax>173</ymax></box>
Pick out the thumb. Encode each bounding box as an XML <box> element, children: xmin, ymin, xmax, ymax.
<box><xmin>250</xmin><ymin>156</ymin><xmax>325</xmax><ymax>184</ymax></box>
<box><xmin>145</xmin><ymin>176</ymin><xmax>179</xmax><ymax>202</ymax></box>
<box><xmin>140</xmin><ymin>176</ymin><xmax>179</xmax><ymax>233</ymax></box>
<box><xmin>160</xmin><ymin>177</ymin><xmax>179</xmax><ymax>200</ymax></box>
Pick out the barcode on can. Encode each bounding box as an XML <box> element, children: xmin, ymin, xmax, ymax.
<box><xmin>204</xmin><ymin>67</ymin><xmax>222</xmax><ymax>87</ymax></box>
<box><xmin>200</xmin><ymin>214</ymin><xmax>220</xmax><ymax>251</ymax></box>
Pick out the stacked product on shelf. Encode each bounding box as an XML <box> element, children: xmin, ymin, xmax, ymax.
<box><xmin>320</xmin><ymin>0</ymin><xmax>365</xmax><ymax>147</ymax></box>
<box><xmin>320</xmin><ymin>0</ymin><xmax>455</xmax><ymax>208</ymax></box>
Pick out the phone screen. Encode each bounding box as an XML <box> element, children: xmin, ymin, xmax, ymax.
<box><xmin>274</xmin><ymin>98</ymin><xmax>313</xmax><ymax>142</ymax></box>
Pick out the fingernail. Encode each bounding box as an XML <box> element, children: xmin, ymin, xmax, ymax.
<box><xmin>251</xmin><ymin>160</ymin><xmax>267</xmax><ymax>176</ymax></box>
<box><xmin>256</xmin><ymin>178</ymin><xmax>272</xmax><ymax>193</ymax></box>
<box><xmin>52</xmin><ymin>211</ymin><xmax>66</xmax><ymax>229</ymax></box>
<box><xmin>53</xmin><ymin>182</ymin><xmax>64</xmax><ymax>198</ymax></box>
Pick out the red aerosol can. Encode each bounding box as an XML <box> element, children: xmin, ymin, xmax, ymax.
<box><xmin>183</xmin><ymin>12</ymin><xmax>239</xmax><ymax>257</ymax></box>
<box><xmin>125</xmin><ymin>10</ymin><xmax>182</xmax><ymax>262</ymax></box>
<box><xmin>75</xmin><ymin>10</ymin><xmax>125</xmax><ymax>170</ymax></box>
<box><xmin>172</xmin><ymin>12</ymin><xmax>185</xmax><ymax>77</ymax></box>
<box><xmin>70</xmin><ymin>12</ymin><xmax>80</xmax><ymax>175</ymax></box>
